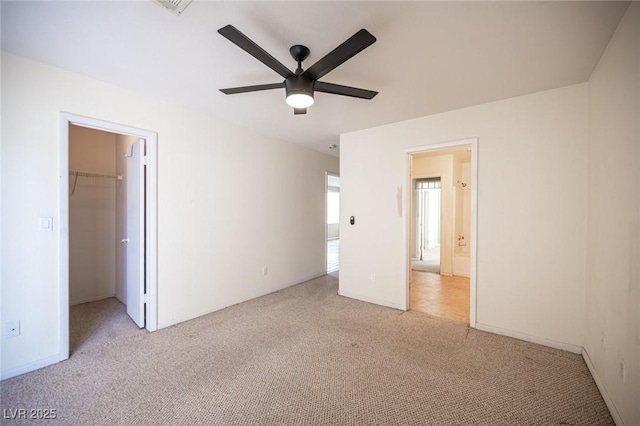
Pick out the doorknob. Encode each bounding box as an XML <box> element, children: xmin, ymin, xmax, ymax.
<box><xmin>121</xmin><ymin>238</ymin><xmax>129</xmax><ymax>243</ymax></box>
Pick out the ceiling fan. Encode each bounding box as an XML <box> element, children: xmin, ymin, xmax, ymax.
<box><xmin>218</xmin><ymin>25</ymin><xmax>378</xmax><ymax>115</ymax></box>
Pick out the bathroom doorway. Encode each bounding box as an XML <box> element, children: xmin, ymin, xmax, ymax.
<box><xmin>403</xmin><ymin>138</ymin><xmax>477</xmax><ymax>326</ymax></box>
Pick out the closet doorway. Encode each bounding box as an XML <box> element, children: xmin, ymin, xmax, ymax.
<box><xmin>59</xmin><ymin>113</ymin><xmax>158</xmax><ymax>361</ymax></box>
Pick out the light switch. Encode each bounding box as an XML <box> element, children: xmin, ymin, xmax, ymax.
<box><xmin>39</xmin><ymin>217</ymin><xmax>53</xmax><ymax>231</ymax></box>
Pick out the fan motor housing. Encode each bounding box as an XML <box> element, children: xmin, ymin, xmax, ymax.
<box><xmin>285</xmin><ymin>75</ymin><xmax>315</xmax><ymax>99</ymax></box>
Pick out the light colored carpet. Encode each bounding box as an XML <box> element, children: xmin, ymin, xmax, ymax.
<box><xmin>1</xmin><ymin>275</ymin><xmax>612</xmax><ymax>425</ymax></box>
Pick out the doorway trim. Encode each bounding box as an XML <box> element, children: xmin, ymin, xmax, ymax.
<box><xmin>401</xmin><ymin>137</ymin><xmax>478</xmax><ymax>327</ymax></box>
<box><xmin>59</xmin><ymin>112</ymin><xmax>158</xmax><ymax>361</ymax></box>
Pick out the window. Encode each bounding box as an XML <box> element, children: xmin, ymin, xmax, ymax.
<box><xmin>415</xmin><ymin>177</ymin><xmax>441</xmax><ymax>190</ymax></box>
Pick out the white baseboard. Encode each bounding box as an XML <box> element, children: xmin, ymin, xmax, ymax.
<box><xmin>338</xmin><ymin>289</ymin><xmax>404</xmax><ymax>310</ymax></box>
<box><xmin>284</xmin><ymin>272</ymin><xmax>327</xmax><ymax>287</ymax></box>
<box><xmin>474</xmin><ymin>322</ymin><xmax>582</xmax><ymax>354</ymax></box>
<box><xmin>582</xmin><ymin>348</ymin><xmax>624</xmax><ymax>426</ymax></box>
<box><xmin>1</xmin><ymin>353</ymin><xmax>65</xmax><ymax>381</ymax></box>
<box><xmin>158</xmin><ymin>272</ymin><xmax>327</xmax><ymax>330</ymax></box>
<box><xmin>70</xmin><ymin>293</ymin><xmax>116</xmax><ymax>306</ymax></box>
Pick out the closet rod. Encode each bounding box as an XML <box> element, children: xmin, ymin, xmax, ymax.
<box><xmin>69</xmin><ymin>171</ymin><xmax>122</xmax><ymax>196</ymax></box>
<box><xmin>69</xmin><ymin>170</ymin><xmax>122</xmax><ymax>180</ymax></box>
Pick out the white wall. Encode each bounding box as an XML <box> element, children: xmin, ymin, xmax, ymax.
<box><xmin>0</xmin><ymin>52</ymin><xmax>339</xmax><ymax>377</ymax></box>
<box><xmin>340</xmin><ymin>83</ymin><xmax>588</xmax><ymax>347</ymax></box>
<box><xmin>459</xmin><ymin>162</ymin><xmax>471</xmax><ymax>254</ymax></box>
<box><xmin>69</xmin><ymin>125</ymin><xmax>117</xmax><ymax>304</ymax></box>
<box><xmin>585</xmin><ymin>3</ymin><xmax>639</xmax><ymax>425</ymax></box>
<box><xmin>453</xmin><ymin>160</ymin><xmax>471</xmax><ymax>277</ymax></box>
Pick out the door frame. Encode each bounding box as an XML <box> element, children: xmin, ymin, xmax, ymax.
<box><xmin>59</xmin><ymin>112</ymin><xmax>158</xmax><ymax>361</ymax></box>
<box><xmin>401</xmin><ymin>137</ymin><xmax>478</xmax><ymax>327</ymax></box>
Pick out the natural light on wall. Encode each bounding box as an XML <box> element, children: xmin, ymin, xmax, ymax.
<box><xmin>327</xmin><ymin>190</ymin><xmax>339</xmax><ymax>224</ymax></box>
<box><xmin>327</xmin><ymin>174</ymin><xmax>340</xmax><ymax>225</ymax></box>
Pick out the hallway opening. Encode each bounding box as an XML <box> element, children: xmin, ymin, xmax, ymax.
<box><xmin>326</xmin><ymin>172</ymin><xmax>340</xmax><ymax>274</ymax></box>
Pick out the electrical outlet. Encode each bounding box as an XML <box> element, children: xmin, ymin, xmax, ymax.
<box><xmin>262</xmin><ymin>266</ymin><xmax>268</xmax><ymax>276</ymax></box>
<box><xmin>370</xmin><ymin>273</ymin><xmax>376</xmax><ymax>283</ymax></box>
<box><xmin>5</xmin><ymin>321</ymin><xmax>20</xmax><ymax>338</ymax></box>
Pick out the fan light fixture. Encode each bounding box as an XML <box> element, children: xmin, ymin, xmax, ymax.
<box><xmin>285</xmin><ymin>75</ymin><xmax>315</xmax><ymax>109</ymax></box>
<box><xmin>286</xmin><ymin>93</ymin><xmax>314</xmax><ymax>108</ymax></box>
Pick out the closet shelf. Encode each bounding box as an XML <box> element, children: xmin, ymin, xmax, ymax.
<box><xmin>69</xmin><ymin>170</ymin><xmax>122</xmax><ymax>196</ymax></box>
<box><xmin>69</xmin><ymin>170</ymin><xmax>122</xmax><ymax>180</ymax></box>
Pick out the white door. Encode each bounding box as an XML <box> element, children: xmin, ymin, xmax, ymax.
<box><xmin>125</xmin><ymin>140</ymin><xmax>145</xmax><ymax>328</ymax></box>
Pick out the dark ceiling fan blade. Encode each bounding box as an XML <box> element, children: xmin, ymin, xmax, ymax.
<box><xmin>294</xmin><ymin>108</ymin><xmax>307</xmax><ymax>115</ymax></box>
<box><xmin>302</xmin><ymin>29</ymin><xmax>376</xmax><ymax>81</ymax></box>
<box><xmin>219</xmin><ymin>82</ymin><xmax>285</xmax><ymax>95</ymax></box>
<box><xmin>315</xmin><ymin>81</ymin><xmax>378</xmax><ymax>99</ymax></box>
<box><xmin>218</xmin><ymin>25</ymin><xmax>294</xmax><ymax>79</ymax></box>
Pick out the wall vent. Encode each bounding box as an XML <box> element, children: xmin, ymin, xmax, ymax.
<box><xmin>153</xmin><ymin>0</ymin><xmax>193</xmax><ymax>16</ymax></box>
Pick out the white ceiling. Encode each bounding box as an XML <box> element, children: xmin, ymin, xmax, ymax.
<box><xmin>1</xmin><ymin>1</ymin><xmax>629</xmax><ymax>156</ymax></box>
